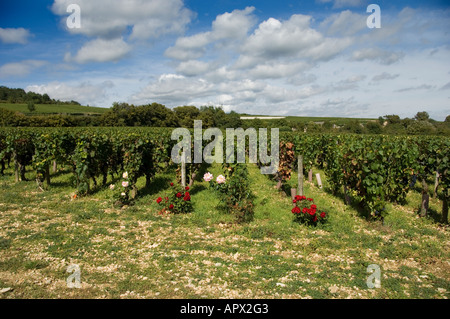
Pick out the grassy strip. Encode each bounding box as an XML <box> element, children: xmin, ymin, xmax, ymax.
<box><xmin>0</xmin><ymin>163</ymin><xmax>448</xmax><ymax>299</ymax></box>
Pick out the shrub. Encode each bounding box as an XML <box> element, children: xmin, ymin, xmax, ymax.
<box><xmin>292</xmin><ymin>195</ymin><xmax>327</xmax><ymax>226</ymax></box>
<box><xmin>204</xmin><ymin>163</ymin><xmax>255</xmax><ymax>223</ymax></box>
<box><xmin>111</xmin><ymin>171</ymin><xmax>133</xmax><ymax>206</ymax></box>
<box><xmin>156</xmin><ymin>183</ymin><xmax>193</xmax><ymax>214</ymax></box>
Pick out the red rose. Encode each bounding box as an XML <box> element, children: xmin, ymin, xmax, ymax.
<box><xmin>295</xmin><ymin>195</ymin><xmax>301</xmax><ymax>201</ymax></box>
<box><xmin>176</xmin><ymin>192</ymin><xmax>182</xmax><ymax>198</ymax></box>
<box><xmin>313</xmin><ymin>216</ymin><xmax>318</xmax><ymax>222</ymax></box>
<box><xmin>185</xmin><ymin>186</ymin><xmax>190</xmax><ymax>191</ymax></box>
<box><xmin>308</xmin><ymin>209</ymin><xmax>315</xmax><ymax>216</ymax></box>
<box><xmin>169</xmin><ymin>204</ymin><xmax>174</xmax><ymax>209</ymax></box>
<box><xmin>292</xmin><ymin>207</ymin><xmax>300</xmax><ymax>214</ymax></box>
<box><xmin>156</xmin><ymin>197</ymin><xmax>162</xmax><ymax>204</ymax></box>
<box><xmin>302</xmin><ymin>208</ymin><xmax>307</xmax><ymax>213</ymax></box>
<box><xmin>311</xmin><ymin>204</ymin><xmax>317</xmax><ymax>209</ymax></box>
<box><xmin>293</xmin><ymin>199</ymin><xmax>297</xmax><ymax>203</ymax></box>
<box><xmin>307</xmin><ymin>198</ymin><xmax>313</xmax><ymax>201</ymax></box>
<box><xmin>320</xmin><ymin>212</ymin><xmax>326</xmax><ymax>218</ymax></box>
<box><xmin>170</xmin><ymin>182</ymin><xmax>174</xmax><ymax>186</ymax></box>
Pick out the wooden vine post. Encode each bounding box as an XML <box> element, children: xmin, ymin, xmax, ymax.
<box><xmin>315</xmin><ymin>173</ymin><xmax>323</xmax><ymax>189</ymax></box>
<box><xmin>181</xmin><ymin>151</ymin><xmax>186</xmax><ymax>187</ymax></box>
<box><xmin>297</xmin><ymin>155</ymin><xmax>303</xmax><ymax>196</ymax></box>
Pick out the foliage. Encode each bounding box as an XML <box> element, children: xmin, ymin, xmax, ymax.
<box><xmin>111</xmin><ymin>171</ymin><xmax>133</xmax><ymax>206</ymax></box>
<box><xmin>205</xmin><ymin>164</ymin><xmax>255</xmax><ymax>223</ymax></box>
<box><xmin>156</xmin><ymin>183</ymin><xmax>193</xmax><ymax>214</ymax></box>
<box><xmin>291</xmin><ymin>195</ymin><xmax>328</xmax><ymax>226</ymax></box>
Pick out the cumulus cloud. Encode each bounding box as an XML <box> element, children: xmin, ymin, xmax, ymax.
<box><xmin>248</xmin><ymin>61</ymin><xmax>310</xmax><ymax>79</ymax></box>
<box><xmin>165</xmin><ymin>7</ymin><xmax>256</xmax><ymax>61</ymax></box>
<box><xmin>64</xmin><ymin>38</ymin><xmax>132</xmax><ymax>64</ymax></box>
<box><xmin>176</xmin><ymin>60</ymin><xmax>214</xmax><ymax>77</ymax></box>
<box><xmin>0</xmin><ymin>27</ymin><xmax>32</xmax><ymax>44</ymax></box>
<box><xmin>51</xmin><ymin>0</ymin><xmax>193</xmax><ymax>39</ymax></box>
<box><xmin>131</xmin><ymin>74</ymin><xmax>215</xmax><ymax>105</ymax></box>
<box><xmin>238</xmin><ymin>14</ymin><xmax>353</xmax><ymax>67</ymax></box>
<box><xmin>26</xmin><ymin>81</ymin><xmax>114</xmax><ymax>105</ymax></box>
<box><xmin>0</xmin><ymin>60</ymin><xmax>46</xmax><ymax>78</ymax></box>
<box><xmin>52</xmin><ymin>0</ymin><xmax>193</xmax><ymax>64</ymax></box>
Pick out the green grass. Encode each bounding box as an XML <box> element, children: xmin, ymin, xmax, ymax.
<box><xmin>0</xmin><ymin>162</ymin><xmax>448</xmax><ymax>299</ymax></box>
<box><xmin>0</xmin><ymin>103</ymin><xmax>110</xmax><ymax>115</ymax></box>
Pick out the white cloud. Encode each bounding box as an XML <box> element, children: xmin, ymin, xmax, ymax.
<box><xmin>26</xmin><ymin>81</ymin><xmax>114</xmax><ymax>105</ymax></box>
<box><xmin>239</xmin><ymin>15</ymin><xmax>353</xmax><ymax>64</ymax></box>
<box><xmin>131</xmin><ymin>74</ymin><xmax>215</xmax><ymax>105</ymax></box>
<box><xmin>0</xmin><ymin>60</ymin><xmax>46</xmax><ymax>78</ymax></box>
<box><xmin>51</xmin><ymin>0</ymin><xmax>193</xmax><ymax>40</ymax></box>
<box><xmin>164</xmin><ymin>7</ymin><xmax>256</xmax><ymax>61</ymax></box>
<box><xmin>176</xmin><ymin>60</ymin><xmax>214</xmax><ymax>77</ymax></box>
<box><xmin>248</xmin><ymin>61</ymin><xmax>310</xmax><ymax>79</ymax></box>
<box><xmin>65</xmin><ymin>38</ymin><xmax>132</xmax><ymax>64</ymax></box>
<box><xmin>0</xmin><ymin>28</ymin><xmax>32</xmax><ymax>44</ymax></box>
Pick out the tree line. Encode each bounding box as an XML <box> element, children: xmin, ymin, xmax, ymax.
<box><xmin>0</xmin><ymin>86</ymin><xmax>80</xmax><ymax>106</ymax></box>
<box><xmin>0</xmin><ymin>86</ymin><xmax>448</xmax><ymax>135</ymax></box>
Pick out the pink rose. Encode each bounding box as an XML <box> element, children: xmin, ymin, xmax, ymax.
<box><xmin>216</xmin><ymin>175</ymin><xmax>226</xmax><ymax>184</ymax></box>
<box><xmin>203</xmin><ymin>172</ymin><xmax>213</xmax><ymax>182</ymax></box>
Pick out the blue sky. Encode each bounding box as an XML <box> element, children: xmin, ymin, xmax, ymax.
<box><xmin>1</xmin><ymin>0</ymin><xmax>449</xmax><ymax>120</ymax></box>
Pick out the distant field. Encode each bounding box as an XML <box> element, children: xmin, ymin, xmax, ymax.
<box><xmin>0</xmin><ymin>103</ymin><xmax>110</xmax><ymax>115</ymax></box>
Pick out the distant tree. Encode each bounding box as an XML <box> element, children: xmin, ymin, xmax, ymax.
<box><xmin>249</xmin><ymin>118</ymin><xmax>265</xmax><ymax>129</ymax></box>
<box><xmin>445</xmin><ymin>115</ymin><xmax>450</xmax><ymax>123</ymax></box>
<box><xmin>174</xmin><ymin>105</ymin><xmax>200</xmax><ymax>128</ymax></box>
<box><xmin>407</xmin><ymin>120</ymin><xmax>436</xmax><ymax>135</ymax></box>
<box><xmin>414</xmin><ymin>111</ymin><xmax>430</xmax><ymax>122</ymax></box>
<box><xmin>378</xmin><ymin>116</ymin><xmax>384</xmax><ymax>126</ymax></box>
<box><xmin>383</xmin><ymin>114</ymin><xmax>401</xmax><ymax>125</ymax></box>
<box><xmin>306</xmin><ymin>121</ymin><xmax>322</xmax><ymax>133</ymax></box>
<box><xmin>344</xmin><ymin>120</ymin><xmax>365</xmax><ymax>134</ymax></box>
<box><xmin>221</xmin><ymin>111</ymin><xmax>242</xmax><ymax>129</ymax></box>
<box><xmin>27</xmin><ymin>101</ymin><xmax>36</xmax><ymax>113</ymax></box>
<box><xmin>366</xmin><ymin>121</ymin><xmax>383</xmax><ymax>134</ymax></box>
<box><xmin>42</xmin><ymin>93</ymin><xmax>51</xmax><ymax>104</ymax></box>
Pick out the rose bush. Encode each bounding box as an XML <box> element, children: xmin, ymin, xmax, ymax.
<box><xmin>156</xmin><ymin>183</ymin><xmax>193</xmax><ymax>214</ymax></box>
<box><xmin>292</xmin><ymin>195</ymin><xmax>327</xmax><ymax>226</ymax></box>
<box><xmin>111</xmin><ymin>171</ymin><xmax>133</xmax><ymax>206</ymax></box>
<box><xmin>204</xmin><ymin>164</ymin><xmax>255</xmax><ymax>223</ymax></box>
